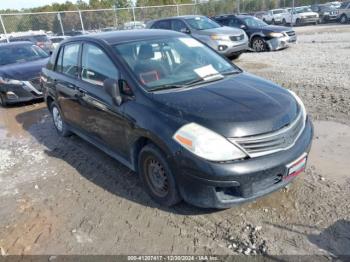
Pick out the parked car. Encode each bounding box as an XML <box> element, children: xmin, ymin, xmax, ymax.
<box><xmin>0</xmin><ymin>42</ymin><xmax>49</xmax><ymax>106</ymax></box>
<box><xmin>123</xmin><ymin>21</ymin><xmax>146</xmax><ymax>30</ymax></box>
<box><xmin>62</xmin><ymin>30</ymin><xmax>85</xmax><ymax>37</ymax></box>
<box><xmin>50</xmin><ymin>35</ymin><xmax>69</xmax><ymax>49</ymax></box>
<box><xmin>311</xmin><ymin>4</ymin><xmax>339</xmax><ymax>23</ymax></box>
<box><xmin>9</xmin><ymin>31</ymin><xmax>53</xmax><ymax>53</ymax></box>
<box><xmin>147</xmin><ymin>15</ymin><xmax>249</xmax><ymax>59</ymax></box>
<box><xmin>337</xmin><ymin>1</ymin><xmax>350</xmax><ymax>24</ymax></box>
<box><xmin>262</xmin><ymin>9</ymin><xmax>289</xmax><ymax>24</ymax></box>
<box><xmin>41</xmin><ymin>30</ymin><xmax>313</xmax><ymax>208</ymax></box>
<box><xmin>254</xmin><ymin>11</ymin><xmax>268</xmax><ymax>20</ymax></box>
<box><xmin>283</xmin><ymin>6</ymin><xmax>319</xmax><ymax>26</ymax></box>
<box><xmin>213</xmin><ymin>15</ymin><xmax>296</xmax><ymax>52</ymax></box>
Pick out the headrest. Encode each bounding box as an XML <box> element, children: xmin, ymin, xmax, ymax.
<box><xmin>138</xmin><ymin>44</ymin><xmax>154</xmax><ymax>60</ymax></box>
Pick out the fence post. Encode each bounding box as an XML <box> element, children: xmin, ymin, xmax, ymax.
<box><xmin>176</xmin><ymin>5</ymin><xmax>180</xmax><ymax>16</ymax></box>
<box><xmin>132</xmin><ymin>6</ymin><xmax>136</xmax><ymax>25</ymax></box>
<box><xmin>0</xmin><ymin>15</ymin><xmax>9</xmax><ymax>43</ymax></box>
<box><xmin>78</xmin><ymin>10</ymin><xmax>85</xmax><ymax>33</ymax></box>
<box><xmin>57</xmin><ymin>12</ymin><xmax>65</xmax><ymax>36</ymax></box>
<box><xmin>113</xmin><ymin>5</ymin><xmax>118</xmax><ymax>29</ymax></box>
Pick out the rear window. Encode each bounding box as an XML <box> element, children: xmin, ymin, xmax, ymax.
<box><xmin>33</xmin><ymin>35</ymin><xmax>49</xmax><ymax>42</ymax></box>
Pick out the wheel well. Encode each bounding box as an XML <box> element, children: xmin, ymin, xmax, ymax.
<box><xmin>131</xmin><ymin>137</ymin><xmax>151</xmax><ymax>172</ymax></box>
<box><xmin>46</xmin><ymin>96</ymin><xmax>54</xmax><ymax>110</ymax></box>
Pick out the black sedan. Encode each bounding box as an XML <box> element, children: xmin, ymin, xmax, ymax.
<box><xmin>212</xmin><ymin>15</ymin><xmax>297</xmax><ymax>52</ymax></box>
<box><xmin>42</xmin><ymin>30</ymin><xmax>313</xmax><ymax>208</ymax></box>
<box><xmin>0</xmin><ymin>42</ymin><xmax>49</xmax><ymax>106</ymax></box>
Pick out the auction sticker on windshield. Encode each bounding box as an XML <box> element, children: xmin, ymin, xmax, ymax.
<box><xmin>194</xmin><ymin>64</ymin><xmax>221</xmax><ymax>79</ymax></box>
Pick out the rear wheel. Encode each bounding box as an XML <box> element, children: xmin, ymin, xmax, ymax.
<box><xmin>282</xmin><ymin>18</ymin><xmax>287</xmax><ymax>25</ymax></box>
<box><xmin>50</xmin><ymin>102</ymin><xmax>71</xmax><ymax>137</ymax></box>
<box><xmin>0</xmin><ymin>93</ymin><xmax>7</xmax><ymax>107</ymax></box>
<box><xmin>138</xmin><ymin>144</ymin><xmax>181</xmax><ymax>207</ymax></box>
<box><xmin>252</xmin><ymin>36</ymin><xmax>267</xmax><ymax>52</ymax></box>
<box><xmin>340</xmin><ymin>14</ymin><xmax>348</xmax><ymax>24</ymax></box>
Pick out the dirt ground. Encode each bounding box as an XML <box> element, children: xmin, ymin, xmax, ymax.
<box><xmin>0</xmin><ymin>24</ymin><xmax>349</xmax><ymax>257</ymax></box>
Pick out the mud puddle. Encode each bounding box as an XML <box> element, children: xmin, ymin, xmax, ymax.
<box><xmin>0</xmin><ymin>102</ymin><xmax>46</xmax><ymax>138</ymax></box>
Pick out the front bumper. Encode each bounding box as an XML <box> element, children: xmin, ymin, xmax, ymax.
<box><xmin>267</xmin><ymin>34</ymin><xmax>297</xmax><ymax>51</ymax></box>
<box><xmin>209</xmin><ymin>38</ymin><xmax>249</xmax><ymax>57</ymax></box>
<box><xmin>299</xmin><ymin>17</ymin><xmax>319</xmax><ymax>24</ymax></box>
<box><xmin>172</xmin><ymin>117</ymin><xmax>313</xmax><ymax>209</ymax></box>
<box><xmin>0</xmin><ymin>83</ymin><xmax>43</xmax><ymax>104</ymax></box>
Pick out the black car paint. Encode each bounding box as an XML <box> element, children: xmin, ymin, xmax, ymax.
<box><xmin>0</xmin><ymin>42</ymin><xmax>49</xmax><ymax>104</ymax></box>
<box><xmin>42</xmin><ymin>30</ymin><xmax>313</xmax><ymax>208</ymax></box>
<box><xmin>213</xmin><ymin>15</ymin><xmax>292</xmax><ymax>42</ymax></box>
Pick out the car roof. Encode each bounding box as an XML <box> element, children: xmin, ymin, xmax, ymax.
<box><xmin>0</xmin><ymin>41</ymin><xmax>33</xmax><ymax>47</ymax></box>
<box><xmin>64</xmin><ymin>29</ymin><xmax>186</xmax><ymax>45</ymax></box>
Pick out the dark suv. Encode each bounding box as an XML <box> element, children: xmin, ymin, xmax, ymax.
<box><xmin>42</xmin><ymin>30</ymin><xmax>313</xmax><ymax>209</ymax></box>
<box><xmin>9</xmin><ymin>34</ymin><xmax>53</xmax><ymax>53</ymax></box>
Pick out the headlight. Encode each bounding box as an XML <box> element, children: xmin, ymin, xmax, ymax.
<box><xmin>324</xmin><ymin>12</ymin><xmax>330</xmax><ymax>15</ymax></box>
<box><xmin>269</xmin><ymin>32</ymin><xmax>284</xmax><ymax>38</ymax></box>
<box><xmin>211</xmin><ymin>34</ymin><xmax>230</xmax><ymax>41</ymax></box>
<box><xmin>173</xmin><ymin>123</ymin><xmax>246</xmax><ymax>161</ymax></box>
<box><xmin>288</xmin><ymin>90</ymin><xmax>307</xmax><ymax>122</ymax></box>
<box><xmin>0</xmin><ymin>76</ymin><xmax>23</xmax><ymax>85</ymax></box>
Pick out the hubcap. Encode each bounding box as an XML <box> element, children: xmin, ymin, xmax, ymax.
<box><xmin>145</xmin><ymin>157</ymin><xmax>168</xmax><ymax>197</ymax></box>
<box><xmin>52</xmin><ymin>107</ymin><xmax>63</xmax><ymax>132</ymax></box>
<box><xmin>341</xmin><ymin>16</ymin><xmax>346</xmax><ymax>23</ymax></box>
<box><xmin>253</xmin><ymin>39</ymin><xmax>265</xmax><ymax>52</ymax></box>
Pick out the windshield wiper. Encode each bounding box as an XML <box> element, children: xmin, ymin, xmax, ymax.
<box><xmin>148</xmin><ymin>84</ymin><xmax>186</xmax><ymax>92</ymax></box>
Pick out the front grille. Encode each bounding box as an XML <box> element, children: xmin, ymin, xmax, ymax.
<box><xmin>230</xmin><ymin>110</ymin><xmax>305</xmax><ymax>158</ymax></box>
<box><xmin>306</xmin><ymin>15</ymin><xmax>317</xmax><ymax>18</ymax></box>
<box><xmin>230</xmin><ymin>34</ymin><xmax>244</xmax><ymax>41</ymax></box>
<box><xmin>286</xmin><ymin>31</ymin><xmax>295</xmax><ymax>37</ymax></box>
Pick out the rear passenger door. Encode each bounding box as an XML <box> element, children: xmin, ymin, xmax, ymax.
<box><xmin>74</xmin><ymin>43</ymin><xmax>129</xmax><ymax>157</ymax></box>
<box><xmin>53</xmin><ymin>42</ymin><xmax>82</xmax><ymax>128</ymax></box>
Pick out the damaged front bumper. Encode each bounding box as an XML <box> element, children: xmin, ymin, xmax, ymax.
<box><xmin>0</xmin><ymin>80</ymin><xmax>43</xmax><ymax>104</ymax></box>
<box><xmin>266</xmin><ymin>34</ymin><xmax>297</xmax><ymax>51</ymax></box>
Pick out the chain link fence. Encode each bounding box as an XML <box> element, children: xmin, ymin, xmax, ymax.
<box><xmin>0</xmin><ymin>0</ymin><xmax>337</xmax><ymax>41</ymax></box>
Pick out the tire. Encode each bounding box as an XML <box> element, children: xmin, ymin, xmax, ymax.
<box><xmin>339</xmin><ymin>14</ymin><xmax>348</xmax><ymax>24</ymax></box>
<box><xmin>282</xmin><ymin>19</ymin><xmax>287</xmax><ymax>25</ymax></box>
<box><xmin>0</xmin><ymin>93</ymin><xmax>7</xmax><ymax>107</ymax></box>
<box><xmin>138</xmin><ymin>144</ymin><xmax>181</xmax><ymax>207</ymax></box>
<box><xmin>50</xmin><ymin>102</ymin><xmax>71</xmax><ymax>137</ymax></box>
<box><xmin>229</xmin><ymin>53</ymin><xmax>241</xmax><ymax>60</ymax></box>
<box><xmin>296</xmin><ymin>18</ymin><xmax>301</xmax><ymax>26</ymax></box>
<box><xmin>272</xmin><ymin>19</ymin><xmax>275</xmax><ymax>25</ymax></box>
<box><xmin>252</xmin><ymin>36</ymin><xmax>267</xmax><ymax>52</ymax></box>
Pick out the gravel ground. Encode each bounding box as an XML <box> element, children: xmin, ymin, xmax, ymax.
<box><xmin>0</xmin><ymin>24</ymin><xmax>349</xmax><ymax>257</ymax></box>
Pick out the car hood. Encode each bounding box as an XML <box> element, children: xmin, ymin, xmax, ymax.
<box><xmin>152</xmin><ymin>72</ymin><xmax>299</xmax><ymax>138</ymax></box>
<box><xmin>196</xmin><ymin>26</ymin><xmax>244</xmax><ymax>36</ymax></box>
<box><xmin>298</xmin><ymin>11</ymin><xmax>318</xmax><ymax>16</ymax></box>
<box><xmin>0</xmin><ymin>57</ymin><xmax>49</xmax><ymax>80</ymax></box>
<box><xmin>262</xmin><ymin>25</ymin><xmax>292</xmax><ymax>33</ymax></box>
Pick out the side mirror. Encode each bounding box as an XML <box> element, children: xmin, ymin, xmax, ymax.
<box><xmin>103</xmin><ymin>78</ymin><xmax>122</xmax><ymax>106</ymax></box>
<box><xmin>180</xmin><ymin>28</ymin><xmax>190</xmax><ymax>34</ymax></box>
<box><xmin>240</xmin><ymin>24</ymin><xmax>247</xmax><ymax>29</ymax></box>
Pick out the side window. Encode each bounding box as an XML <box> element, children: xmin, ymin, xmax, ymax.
<box><xmin>172</xmin><ymin>19</ymin><xmax>188</xmax><ymax>32</ymax></box>
<box><xmin>152</xmin><ymin>20</ymin><xmax>171</xmax><ymax>30</ymax></box>
<box><xmin>81</xmin><ymin>44</ymin><xmax>119</xmax><ymax>86</ymax></box>
<box><xmin>228</xmin><ymin>18</ymin><xmax>241</xmax><ymax>27</ymax></box>
<box><xmin>55</xmin><ymin>47</ymin><xmax>64</xmax><ymax>72</ymax></box>
<box><xmin>62</xmin><ymin>43</ymin><xmax>80</xmax><ymax>77</ymax></box>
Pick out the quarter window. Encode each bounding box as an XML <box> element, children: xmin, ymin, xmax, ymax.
<box><xmin>55</xmin><ymin>47</ymin><xmax>64</xmax><ymax>72</ymax></box>
<box><xmin>172</xmin><ymin>20</ymin><xmax>188</xmax><ymax>32</ymax></box>
<box><xmin>61</xmin><ymin>43</ymin><xmax>80</xmax><ymax>77</ymax></box>
<box><xmin>81</xmin><ymin>44</ymin><xmax>119</xmax><ymax>86</ymax></box>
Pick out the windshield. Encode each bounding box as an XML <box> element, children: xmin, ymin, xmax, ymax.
<box><xmin>185</xmin><ymin>16</ymin><xmax>221</xmax><ymax>30</ymax></box>
<box><xmin>272</xmin><ymin>9</ymin><xmax>286</xmax><ymax>14</ymax></box>
<box><xmin>114</xmin><ymin>37</ymin><xmax>240</xmax><ymax>91</ymax></box>
<box><xmin>296</xmin><ymin>7</ymin><xmax>313</xmax><ymax>13</ymax></box>
<box><xmin>0</xmin><ymin>44</ymin><xmax>48</xmax><ymax>66</ymax></box>
<box><xmin>242</xmin><ymin>17</ymin><xmax>267</xmax><ymax>28</ymax></box>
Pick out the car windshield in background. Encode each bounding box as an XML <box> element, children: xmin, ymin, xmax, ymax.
<box><xmin>0</xmin><ymin>44</ymin><xmax>49</xmax><ymax>66</ymax></box>
<box><xmin>272</xmin><ymin>9</ymin><xmax>286</xmax><ymax>14</ymax></box>
<box><xmin>114</xmin><ymin>37</ymin><xmax>240</xmax><ymax>91</ymax></box>
<box><xmin>296</xmin><ymin>7</ymin><xmax>313</xmax><ymax>13</ymax></box>
<box><xmin>185</xmin><ymin>16</ymin><xmax>221</xmax><ymax>30</ymax></box>
<box><xmin>242</xmin><ymin>17</ymin><xmax>268</xmax><ymax>28</ymax></box>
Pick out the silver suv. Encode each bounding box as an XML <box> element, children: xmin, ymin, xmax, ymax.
<box><xmin>147</xmin><ymin>15</ymin><xmax>249</xmax><ymax>60</ymax></box>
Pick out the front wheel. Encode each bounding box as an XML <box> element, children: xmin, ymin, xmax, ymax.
<box><xmin>252</xmin><ymin>37</ymin><xmax>267</xmax><ymax>52</ymax></box>
<box><xmin>50</xmin><ymin>102</ymin><xmax>71</xmax><ymax>137</ymax></box>
<box><xmin>229</xmin><ymin>53</ymin><xmax>241</xmax><ymax>60</ymax></box>
<box><xmin>138</xmin><ymin>144</ymin><xmax>181</xmax><ymax>207</ymax></box>
<box><xmin>0</xmin><ymin>93</ymin><xmax>7</xmax><ymax>107</ymax></box>
<box><xmin>295</xmin><ymin>18</ymin><xmax>301</xmax><ymax>26</ymax></box>
<box><xmin>282</xmin><ymin>19</ymin><xmax>287</xmax><ymax>25</ymax></box>
<box><xmin>339</xmin><ymin>14</ymin><xmax>348</xmax><ymax>24</ymax></box>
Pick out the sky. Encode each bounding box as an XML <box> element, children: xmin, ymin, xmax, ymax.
<box><xmin>0</xmin><ymin>0</ymin><xmax>88</xmax><ymax>10</ymax></box>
